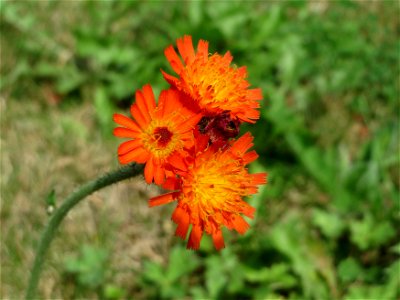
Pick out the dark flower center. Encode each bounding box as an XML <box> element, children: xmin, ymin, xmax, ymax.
<box><xmin>198</xmin><ymin>111</ymin><xmax>240</xmax><ymax>147</ymax></box>
<box><xmin>154</xmin><ymin>127</ymin><xmax>173</xmax><ymax>147</ymax></box>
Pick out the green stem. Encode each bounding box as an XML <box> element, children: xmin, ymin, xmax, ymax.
<box><xmin>25</xmin><ymin>163</ymin><xmax>143</xmax><ymax>299</ymax></box>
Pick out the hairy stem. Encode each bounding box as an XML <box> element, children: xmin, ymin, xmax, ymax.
<box><xmin>25</xmin><ymin>163</ymin><xmax>143</xmax><ymax>299</ymax></box>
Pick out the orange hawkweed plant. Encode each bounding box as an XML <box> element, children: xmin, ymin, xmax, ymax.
<box><xmin>113</xmin><ymin>35</ymin><xmax>267</xmax><ymax>250</ymax></box>
<box><xmin>162</xmin><ymin>35</ymin><xmax>263</xmax><ymax>123</ymax></box>
<box><xmin>27</xmin><ymin>35</ymin><xmax>268</xmax><ymax>300</ymax></box>
<box><xmin>149</xmin><ymin>132</ymin><xmax>266</xmax><ymax>250</ymax></box>
<box><xmin>113</xmin><ymin>85</ymin><xmax>201</xmax><ymax>185</ymax></box>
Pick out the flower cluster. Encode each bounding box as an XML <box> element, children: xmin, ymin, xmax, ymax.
<box><xmin>113</xmin><ymin>36</ymin><xmax>267</xmax><ymax>250</ymax></box>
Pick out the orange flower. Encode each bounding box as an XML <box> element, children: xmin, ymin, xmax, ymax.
<box><xmin>113</xmin><ymin>85</ymin><xmax>201</xmax><ymax>185</ymax></box>
<box><xmin>149</xmin><ymin>132</ymin><xmax>267</xmax><ymax>250</ymax></box>
<box><xmin>162</xmin><ymin>35</ymin><xmax>263</xmax><ymax>123</ymax></box>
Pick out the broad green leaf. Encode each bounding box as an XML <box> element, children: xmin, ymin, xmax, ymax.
<box><xmin>166</xmin><ymin>246</ymin><xmax>200</xmax><ymax>283</ymax></box>
<box><xmin>64</xmin><ymin>245</ymin><xmax>108</xmax><ymax>289</ymax></box>
<box><xmin>350</xmin><ymin>214</ymin><xmax>396</xmax><ymax>250</ymax></box>
<box><xmin>338</xmin><ymin>257</ymin><xmax>363</xmax><ymax>283</ymax></box>
<box><xmin>142</xmin><ymin>261</ymin><xmax>164</xmax><ymax>284</ymax></box>
<box><xmin>270</xmin><ymin>211</ymin><xmax>336</xmax><ymax>299</ymax></box>
<box><xmin>94</xmin><ymin>87</ymin><xmax>115</xmax><ymax>137</ymax></box>
<box><xmin>311</xmin><ymin>208</ymin><xmax>345</xmax><ymax>239</ymax></box>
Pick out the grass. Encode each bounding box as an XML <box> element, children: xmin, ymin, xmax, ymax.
<box><xmin>1</xmin><ymin>99</ymin><xmax>174</xmax><ymax>299</ymax></box>
<box><xmin>1</xmin><ymin>1</ymin><xmax>399</xmax><ymax>299</ymax></box>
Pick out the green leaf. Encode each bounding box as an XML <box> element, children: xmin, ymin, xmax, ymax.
<box><xmin>103</xmin><ymin>284</ymin><xmax>127</xmax><ymax>300</ymax></box>
<box><xmin>350</xmin><ymin>214</ymin><xmax>396</xmax><ymax>250</ymax></box>
<box><xmin>166</xmin><ymin>246</ymin><xmax>200</xmax><ymax>283</ymax></box>
<box><xmin>56</xmin><ymin>69</ymin><xmax>86</xmax><ymax>94</ymax></box>
<box><xmin>205</xmin><ymin>255</ymin><xmax>228</xmax><ymax>299</ymax></box>
<box><xmin>338</xmin><ymin>257</ymin><xmax>363</xmax><ymax>283</ymax></box>
<box><xmin>269</xmin><ymin>211</ymin><xmax>336</xmax><ymax>299</ymax></box>
<box><xmin>94</xmin><ymin>87</ymin><xmax>115</xmax><ymax>137</ymax></box>
<box><xmin>251</xmin><ymin>6</ymin><xmax>282</xmax><ymax>48</ymax></box>
<box><xmin>311</xmin><ymin>208</ymin><xmax>345</xmax><ymax>239</ymax></box>
<box><xmin>64</xmin><ymin>245</ymin><xmax>108</xmax><ymax>289</ymax></box>
<box><xmin>142</xmin><ymin>261</ymin><xmax>164</xmax><ymax>284</ymax></box>
<box><xmin>188</xmin><ymin>0</ymin><xmax>203</xmax><ymax>26</ymax></box>
<box><xmin>390</xmin><ymin>242</ymin><xmax>400</xmax><ymax>255</ymax></box>
<box><xmin>204</xmin><ymin>248</ymin><xmax>246</xmax><ymax>298</ymax></box>
<box><xmin>34</xmin><ymin>62</ymin><xmax>62</xmax><ymax>77</ymax></box>
<box><xmin>45</xmin><ymin>189</ymin><xmax>56</xmax><ymax>207</ymax></box>
<box><xmin>244</xmin><ymin>263</ymin><xmax>297</xmax><ymax>289</ymax></box>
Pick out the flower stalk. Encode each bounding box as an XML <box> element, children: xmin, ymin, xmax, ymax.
<box><xmin>25</xmin><ymin>163</ymin><xmax>143</xmax><ymax>299</ymax></box>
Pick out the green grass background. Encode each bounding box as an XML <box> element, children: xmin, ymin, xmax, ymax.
<box><xmin>1</xmin><ymin>1</ymin><xmax>399</xmax><ymax>299</ymax></box>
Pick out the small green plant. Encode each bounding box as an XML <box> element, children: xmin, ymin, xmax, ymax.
<box><xmin>140</xmin><ymin>246</ymin><xmax>200</xmax><ymax>299</ymax></box>
<box><xmin>64</xmin><ymin>245</ymin><xmax>108</xmax><ymax>290</ymax></box>
<box><xmin>63</xmin><ymin>245</ymin><xmax>128</xmax><ymax>300</ymax></box>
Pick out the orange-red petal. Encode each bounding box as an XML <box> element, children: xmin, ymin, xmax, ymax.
<box><xmin>174</xmin><ymin>209</ymin><xmax>190</xmax><ymax>239</ymax></box>
<box><xmin>113</xmin><ymin>127</ymin><xmax>140</xmax><ymax>139</ymax></box>
<box><xmin>167</xmin><ymin>153</ymin><xmax>187</xmax><ymax>171</ymax></box>
<box><xmin>118</xmin><ymin>147</ymin><xmax>149</xmax><ymax>164</ymax></box>
<box><xmin>153</xmin><ymin>163</ymin><xmax>165</xmax><ymax>185</ymax></box>
<box><xmin>176</xmin><ymin>113</ymin><xmax>202</xmax><ymax>133</ymax></box>
<box><xmin>142</xmin><ymin>84</ymin><xmax>157</xmax><ymax>111</ymax></box>
<box><xmin>161</xmin><ymin>69</ymin><xmax>179</xmax><ymax>87</ymax></box>
<box><xmin>231</xmin><ymin>215</ymin><xmax>250</xmax><ymax>234</ymax></box>
<box><xmin>164</xmin><ymin>45</ymin><xmax>184</xmax><ymax>74</ymax></box>
<box><xmin>231</xmin><ymin>132</ymin><xmax>254</xmax><ymax>156</ymax></box>
<box><xmin>135</xmin><ymin>90</ymin><xmax>151</xmax><ymax>123</ymax></box>
<box><xmin>144</xmin><ymin>157</ymin><xmax>155</xmax><ymax>184</ymax></box>
<box><xmin>242</xmin><ymin>150</ymin><xmax>259</xmax><ymax>164</ymax></box>
<box><xmin>187</xmin><ymin>225</ymin><xmax>203</xmax><ymax>250</ymax></box>
<box><xmin>196</xmin><ymin>39</ymin><xmax>209</xmax><ymax>60</ymax></box>
<box><xmin>130</xmin><ymin>104</ymin><xmax>148</xmax><ymax>128</ymax></box>
<box><xmin>177</xmin><ymin>35</ymin><xmax>195</xmax><ymax>64</ymax></box>
<box><xmin>118</xmin><ymin>139</ymin><xmax>143</xmax><ymax>156</ymax></box>
<box><xmin>247</xmin><ymin>88</ymin><xmax>263</xmax><ymax>100</ymax></box>
<box><xmin>149</xmin><ymin>192</ymin><xmax>177</xmax><ymax>207</ymax></box>
<box><xmin>113</xmin><ymin>114</ymin><xmax>141</xmax><ymax>132</ymax></box>
<box><xmin>252</xmin><ymin>173</ymin><xmax>267</xmax><ymax>185</ymax></box>
<box><xmin>212</xmin><ymin>229</ymin><xmax>225</xmax><ymax>250</ymax></box>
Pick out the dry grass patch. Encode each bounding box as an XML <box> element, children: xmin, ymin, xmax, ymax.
<box><xmin>1</xmin><ymin>98</ymin><xmax>172</xmax><ymax>299</ymax></box>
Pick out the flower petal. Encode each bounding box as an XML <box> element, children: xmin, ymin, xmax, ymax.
<box><xmin>242</xmin><ymin>150</ymin><xmax>259</xmax><ymax>164</ymax></box>
<box><xmin>161</xmin><ymin>69</ymin><xmax>179</xmax><ymax>87</ymax></box>
<box><xmin>113</xmin><ymin>114</ymin><xmax>141</xmax><ymax>132</ymax></box>
<box><xmin>113</xmin><ymin>127</ymin><xmax>140</xmax><ymax>139</ymax></box>
<box><xmin>175</xmin><ymin>209</ymin><xmax>190</xmax><ymax>239</ymax></box>
<box><xmin>118</xmin><ymin>139</ymin><xmax>142</xmax><ymax>156</ymax></box>
<box><xmin>212</xmin><ymin>229</ymin><xmax>225</xmax><ymax>250</ymax></box>
<box><xmin>167</xmin><ymin>153</ymin><xmax>187</xmax><ymax>171</ymax></box>
<box><xmin>149</xmin><ymin>192</ymin><xmax>177</xmax><ymax>207</ymax></box>
<box><xmin>144</xmin><ymin>156</ymin><xmax>154</xmax><ymax>184</ymax></box>
<box><xmin>118</xmin><ymin>147</ymin><xmax>149</xmax><ymax>164</ymax></box>
<box><xmin>153</xmin><ymin>163</ymin><xmax>165</xmax><ymax>185</ymax></box>
<box><xmin>135</xmin><ymin>90</ymin><xmax>151</xmax><ymax>123</ymax></box>
<box><xmin>247</xmin><ymin>88</ymin><xmax>263</xmax><ymax>100</ymax></box>
<box><xmin>230</xmin><ymin>132</ymin><xmax>254</xmax><ymax>157</ymax></box>
<box><xmin>252</xmin><ymin>173</ymin><xmax>267</xmax><ymax>185</ymax></box>
<box><xmin>164</xmin><ymin>45</ymin><xmax>184</xmax><ymax>74</ymax></box>
<box><xmin>130</xmin><ymin>104</ymin><xmax>148</xmax><ymax>128</ymax></box>
<box><xmin>196</xmin><ymin>39</ymin><xmax>209</xmax><ymax>61</ymax></box>
<box><xmin>177</xmin><ymin>35</ymin><xmax>195</xmax><ymax>65</ymax></box>
<box><xmin>187</xmin><ymin>225</ymin><xmax>203</xmax><ymax>250</ymax></box>
<box><xmin>231</xmin><ymin>215</ymin><xmax>250</xmax><ymax>234</ymax></box>
<box><xmin>142</xmin><ymin>84</ymin><xmax>157</xmax><ymax>110</ymax></box>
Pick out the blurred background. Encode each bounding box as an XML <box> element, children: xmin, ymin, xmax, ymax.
<box><xmin>1</xmin><ymin>1</ymin><xmax>399</xmax><ymax>299</ymax></box>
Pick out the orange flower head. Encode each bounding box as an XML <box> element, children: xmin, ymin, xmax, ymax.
<box><xmin>149</xmin><ymin>132</ymin><xmax>267</xmax><ymax>250</ymax></box>
<box><xmin>162</xmin><ymin>35</ymin><xmax>263</xmax><ymax>124</ymax></box>
<box><xmin>113</xmin><ymin>84</ymin><xmax>201</xmax><ymax>185</ymax></box>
